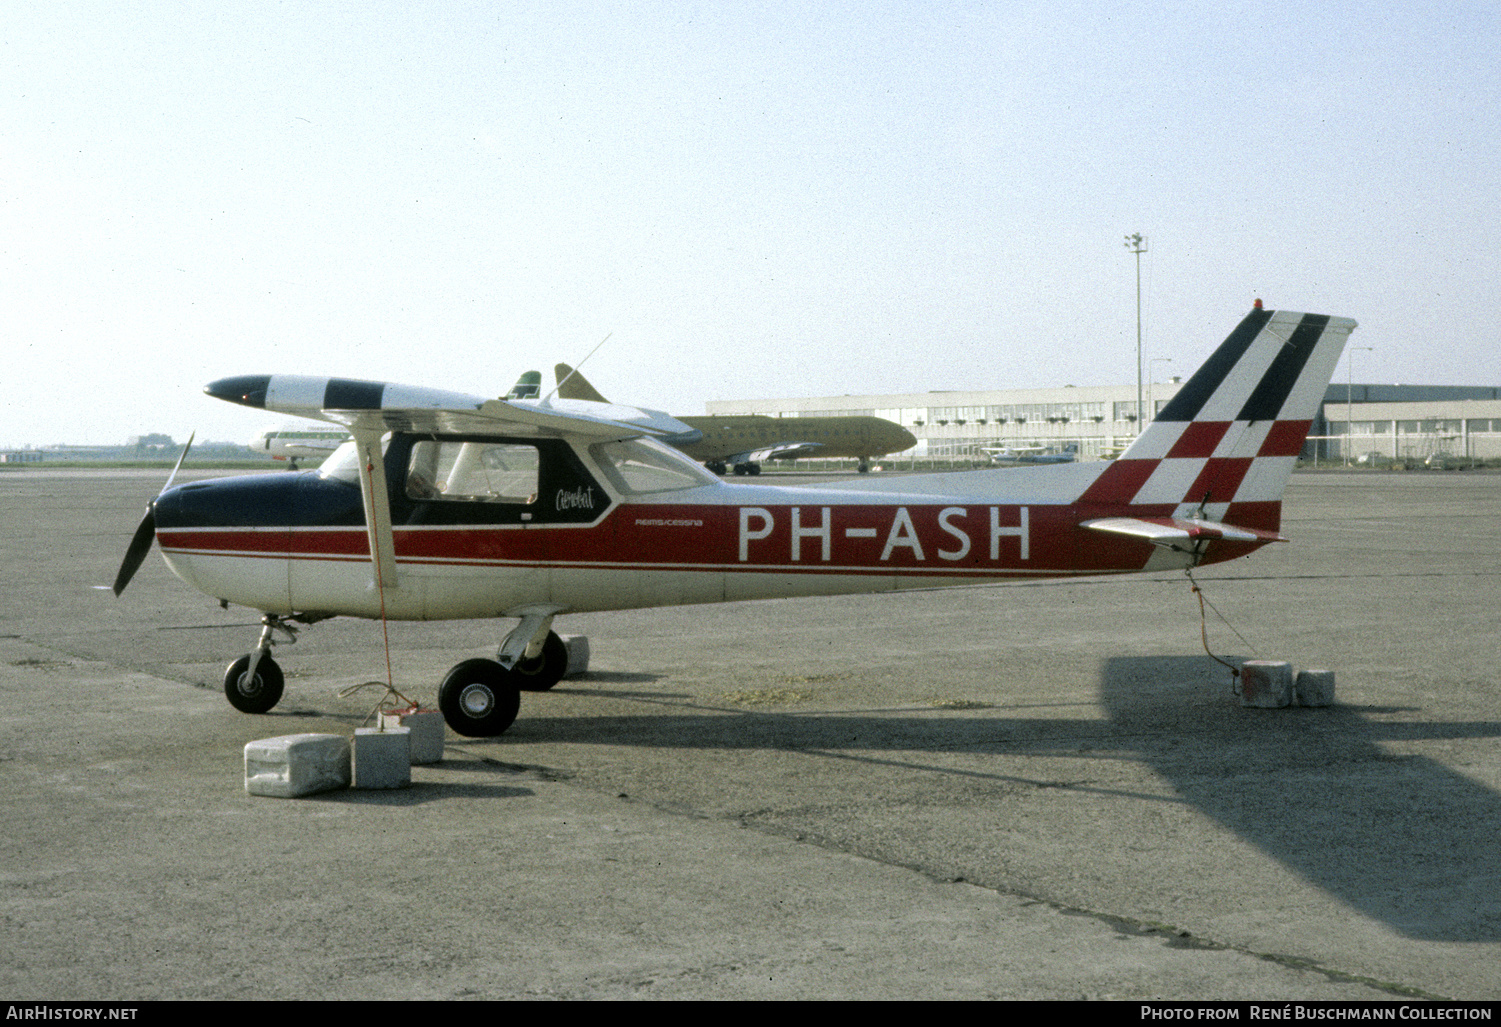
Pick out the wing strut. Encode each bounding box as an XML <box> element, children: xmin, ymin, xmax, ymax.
<box><xmin>353</xmin><ymin>427</ymin><xmax>400</xmax><ymax>591</ymax></box>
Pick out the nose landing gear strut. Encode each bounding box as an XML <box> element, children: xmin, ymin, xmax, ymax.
<box><xmin>223</xmin><ymin>614</ymin><xmax>299</xmax><ymax>714</ymax></box>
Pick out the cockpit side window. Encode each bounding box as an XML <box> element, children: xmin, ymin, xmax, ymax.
<box><xmin>406</xmin><ymin>440</ymin><xmax>539</xmax><ymax>504</ymax></box>
<box><xmin>386</xmin><ymin>434</ymin><xmax>608</xmax><ymax>526</ymax></box>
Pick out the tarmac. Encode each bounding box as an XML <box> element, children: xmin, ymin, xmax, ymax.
<box><xmin>1</xmin><ymin>466</ymin><xmax>1498</xmax><ymax>1000</ymax></box>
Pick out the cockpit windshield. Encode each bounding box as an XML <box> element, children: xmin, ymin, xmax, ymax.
<box><xmin>589</xmin><ymin>437</ymin><xmax>719</xmax><ymax>494</ymax></box>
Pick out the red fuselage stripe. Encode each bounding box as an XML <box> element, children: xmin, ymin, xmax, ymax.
<box><xmin>158</xmin><ymin>498</ymin><xmax>1275</xmax><ymax>575</ymax></box>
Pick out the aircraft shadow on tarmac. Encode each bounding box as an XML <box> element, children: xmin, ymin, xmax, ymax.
<box><xmin>560</xmin><ymin>671</ymin><xmax>665</xmax><ymax>686</ymax></box>
<box><xmin>517</xmin><ymin>655</ymin><xmax>1501</xmax><ymax>943</ymax></box>
<box><xmin>305</xmin><ymin>781</ymin><xmax>537</xmax><ymax>806</ymax></box>
<box><xmin>1098</xmin><ymin>656</ymin><xmax>1501</xmax><ymax>944</ymax></box>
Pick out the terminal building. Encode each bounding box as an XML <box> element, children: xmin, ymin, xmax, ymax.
<box><xmin>706</xmin><ymin>382</ymin><xmax>1501</xmax><ymax>465</ymax></box>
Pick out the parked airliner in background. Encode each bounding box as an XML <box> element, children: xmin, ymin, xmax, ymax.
<box><xmin>111</xmin><ymin>303</ymin><xmax>1355</xmax><ymax>739</ymax></box>
<box><xmin>555</xmin><ymin>363</ymin><xmax>917</xmax><ymax>475</ymax></box>
<box><xmin>250</xmin><ymin>425</ymin><xmax>351</xmax><ymax>468</ymax></box>
<box><xmin>986</xmin><ymin>443</ymin><xmax>1080</xmax><ymax>466</ymax></box>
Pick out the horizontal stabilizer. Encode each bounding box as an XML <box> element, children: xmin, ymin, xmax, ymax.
<box><xmin>1081</xmin><ymin>516</ymin><xmax>1286</xmax><ymax>547</ymax></box>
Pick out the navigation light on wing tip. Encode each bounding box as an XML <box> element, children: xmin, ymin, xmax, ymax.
<box><xmin>205</xmin><ymin>376</ymin><xmax>271</xmax><ymax>408</ymax></box>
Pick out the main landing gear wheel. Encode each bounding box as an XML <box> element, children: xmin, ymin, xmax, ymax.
<box><xmin>439</xmin><ymin>658</ymin><xmax>521</xmax><ymax>737</ymax></box>
<box><xmin>223</xmin><ymin>654</ymin><xmax>285</xmax><ymax>714</ymax></box>
<box><xmin>510</xmin><ymin>630</ymin><xmax>569</xmax><ymax>692</ymax></box>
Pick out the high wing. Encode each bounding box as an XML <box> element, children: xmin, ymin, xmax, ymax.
<box><xmin>205</xmin><ymin>374</ymin><xmax>702</xmax><ymax>444</ymax></box>
<box><xmin>733</xmin><ymin>440</ymin><xmax>824</xmax><ymax>463</ymax></box>
<box><xmin>279</xmin><ymin>436</ymin><xmax>347</xmax><ymax>454</ymax></box>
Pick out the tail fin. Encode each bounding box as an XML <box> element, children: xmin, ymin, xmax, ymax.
<box><xmin>554</xmin><ymin>363</ymin><xmax>610</xmax><ymax>404</ymax></box>
<box><xmin>1077</xmin><ymin>307</ymin><xmax>1357</xmax><ymax>530</ymax></box>
<box><xmin>506</xmin><ymin>371</ymin><xmax>543</xmax><ymax>400</ymax></box>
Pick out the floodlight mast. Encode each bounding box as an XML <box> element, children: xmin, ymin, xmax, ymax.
<box><xmin>1124</xmin><ymin>233</ymin><xmax>1148</xmax><ymax>433</ymax></box>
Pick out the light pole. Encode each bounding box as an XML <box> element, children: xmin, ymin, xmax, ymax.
<box><xmin>1345</xmin><ymin>346</ymin><xmax>1374</xmax><ymax>466</ymax></box>
<box><xmin>1124</xmin><ymin>233</ymin><xmax>1148</xmax><ymax>433</ymax></box>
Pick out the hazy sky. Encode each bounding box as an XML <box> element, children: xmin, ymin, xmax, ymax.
<box><xmin>4</xmin><ymin>1</ymin><xmax>1499</xmax><ymax>447</ymax></box>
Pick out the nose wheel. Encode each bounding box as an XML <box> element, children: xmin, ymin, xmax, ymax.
<box><xmin>223</xmin><ymin>653</ymin><xmax>285</xmax><ymax>714</ymax></box>
<box><xmin>222</xmin><ymin>614</ymin><xmax>298</xmax><ymax>714</ymax></box>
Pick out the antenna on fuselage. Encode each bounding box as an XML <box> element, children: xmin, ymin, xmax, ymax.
<box><xmin>544</xmin><ymin>332</ymin><xmax>613</xmax><ymax>403</ymax></box>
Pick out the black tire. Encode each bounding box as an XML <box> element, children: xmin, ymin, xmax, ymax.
<box><xmin>223</xmin><ymin>653</ymin><xmax>285</xmax><ymax>714</ymax></box>
<box><xmin>510</xmin><ymin>630</ymin><xmax>569</xmax><ymax>692</ymax></box>
<box><xmin>439</xmin><ymin>658</ymin><xmax>521</xmax><ymax>737</ymax></box>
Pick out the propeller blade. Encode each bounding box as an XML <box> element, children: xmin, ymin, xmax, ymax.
<box><xmin>161</xmin><ymin>431</ymin><xmax>195</xmax><ymax>493</ymax></box>
<box><xmin>112</xmin><ymin>507</ymin><xmax>157</xmax><ymax>596</ymax></box>
<box><xmin>110</xmin><ymin>433</ymin><xmax>193</xmax><ymax>597</ymax></box>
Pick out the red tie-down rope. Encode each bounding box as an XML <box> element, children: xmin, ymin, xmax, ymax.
<box><xmin>1185</xmin><ymin>567</ymin><xmax>1256</xmax><ymax>690</ymax></box>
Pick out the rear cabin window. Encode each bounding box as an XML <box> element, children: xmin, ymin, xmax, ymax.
<box><xmin>406</xmin><ymin>440</ymin><xmax>539</xmax><ymax>504</ymax></box>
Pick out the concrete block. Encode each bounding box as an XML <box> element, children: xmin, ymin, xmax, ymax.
<box><xmin>560</xmin><ymin>634</ymin><xmax>590</xmax><ymax>677</ymax></box>
<box><xmin>378</xmin><ymin>707</ymin><xmax>444</xmax><ymax>764</ymax></box>
<box><xmin>244</xmin><ymin>733</ymin><xmax>350</xmax><ymax>798</ymax></box>
<box><xmin>1295</xmin><ymin>669</ymin><xmax>1336</xmax><ymax>707</ymax></box>
<box><xmin>1239</xmin><ymin>660</ymin><xmax>1292</xmax><ymax>708</ymax></box>
<box><xmin>352</xmin><ymin>727</ymin><xmax>411</xmax><ymax>789</ymax></box>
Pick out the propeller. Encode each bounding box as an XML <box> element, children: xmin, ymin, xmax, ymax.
<box><xmin>110</xmin><ymin>433</ymin><xmax>194</xmax><ymax>596</ymax></box>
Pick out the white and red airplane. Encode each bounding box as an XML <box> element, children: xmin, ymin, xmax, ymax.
<box><xmin>248</xmin><ymin>424</ymin><xmax>352</xmax><ymax>468</ymax></box>
<box><xmin>111</xmin><ymin>304</ymin><xmax>1356</xmax><ymax>737</ymax></box>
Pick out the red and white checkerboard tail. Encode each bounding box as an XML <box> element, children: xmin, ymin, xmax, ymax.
<box><xmin>1073</xmin><ymin>306</ymin><xmax>1357</xmax><ymax>533</ymax></box>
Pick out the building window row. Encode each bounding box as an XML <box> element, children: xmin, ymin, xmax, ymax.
<box><xmin>1328</xmin><ymin>419</ymin><xmax>1501</xmax><ymax>435</ymax></box>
